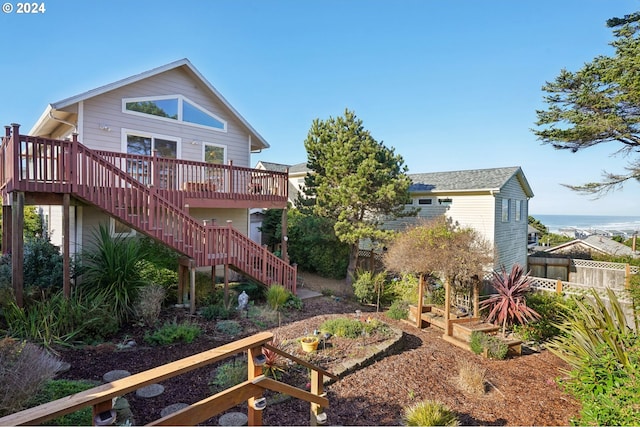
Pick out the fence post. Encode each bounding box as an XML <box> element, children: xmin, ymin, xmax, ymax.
<box><xmin>556</xmin><ymin>279</ymin><xmax>563</xmax><ymax>295</ymax></box>
<box><xmin>625</xmin><ymin>263</ymin><xmax>631</xmax><ymax>289</ymax></box>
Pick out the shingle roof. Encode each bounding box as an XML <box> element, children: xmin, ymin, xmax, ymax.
<box><xmin>257</xmin><ymin>161</ymin><xmax>290</xmax><ymax>173</ymax></box>
<box><xmin>409</xmin><ymin>166</ymin><xmax>533</xmax><ymax>196</ymax></box>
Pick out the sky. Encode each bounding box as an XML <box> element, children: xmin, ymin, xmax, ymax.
<box><xmin>1</xmin><ymin>0</ymin><xmax>639</xmax><ymax>216</ymax></box>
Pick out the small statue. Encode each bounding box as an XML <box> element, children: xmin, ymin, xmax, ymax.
<box><xmin>237</xmin><ymin>291</ymin><xmax>249</xmax><ymax>311</ymax></box>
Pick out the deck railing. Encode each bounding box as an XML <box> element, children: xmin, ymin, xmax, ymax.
<box><xmin>0</xmin><ymin>332</ymin><xmax>336</xmax><ymax>426</ymax></box>
<box><xmin>1</xmin><ymin>125</ymin><xmax>296</xmax><ymax>291</ymax></box>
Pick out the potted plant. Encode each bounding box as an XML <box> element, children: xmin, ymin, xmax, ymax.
<box><xmin>300</xmin><ymin>336</ymin><xmax>319</xmax><ymax>353</ymax></box>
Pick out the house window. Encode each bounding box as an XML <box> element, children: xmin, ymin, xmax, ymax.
<box><xmin>418</xmin><ymin>198</ymin><xmax>432</xmax><ymax>205</ymax></box>
<box><xmin>123</xmin><ymin>95</ymin><xmax>227</xmax><ymax>131</ymax></box>
<box><xmin>515</xmin><ymin>200</ymin><xmax>522</xmax><ymax>222</ymax></box>
<box><xmin>501</xmin><ymin>198</ymin><xmax>510</xmax><ymax>222</ymax></box>
<box><xmin>203</xmin><ymin>142</ymin><xmax>226</xmax><ymax>165</ymax></box>
<box><xmin>110</xmin><ymin>217</ymin><xmax>136</xmax><ymax>238</ymax></box>
<box><xmin>123</xmin><ymin>130</ymin><xmax>180</xmax><ymax>188</ymax></box>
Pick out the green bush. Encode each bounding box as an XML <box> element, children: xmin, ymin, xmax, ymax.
<box><xmin>232</xmin><ymin>282</ymin><xmax>264</xmax><ymax>302</ymax></box>
<box><xmin>144</xmin><ymin>320</ymin><xmax>201</xmax><ymax>345</ymax></box>
<box><xmin>387</xmin><ymin>274</ymin><xmax>419</xmax><ymax>303</ymax></box>
<box><xmin>266</xmin><ymin>284</ymin><xmax>290</xmax><ymax>311</ymax></box>
<box><xmin>202</xmin><ymin>303</ymin><xmax>231</xmax><ymax>321</ymax></box>
<box><xmin>353</xmin><ymin>269</ymin><xmax>391</xmax><ymax>306</ymax></box>
<box><xmin>286</xmin><ymin>211</ymin><xmax>349</xmax><ymax>279</ymax></box>
<box><xmin>548</xmin><ymin>289</ymin><xmax>640</xmax><ymax>425</ymax></box>
<box><xmin>3</xmin><ymin>290</ymin><xmax>118</xmax><ymax>348</ymax></box>
<box><xmin>209</xmin><ymin>360</ymin><xmax>247</xmax><ymax>394</ymax></box>
<box><xmin>284</xmin><ymin>293</ymin><xmax>304</xmax><ymax>311</ymax></box>
<box><xmin>27</xmin><ymin>379</ymin><xmax>95</xmax><ymax>425</ymax></box>
<box><xmin>78</xmin><ymin>224</ymin><xmax>149</xmax><ymax>324</ymax></box>
<box><xmin>512</xmin><ymin>291</ymin><xmax>577</xmax><ymax>343</ymax></box>
<box><xmin>386</xmin><ymin>300</ymin><xmax>409</xmax><ymax>320</ymax></box>
<box><xmin>319</xmin><ymin>317</ymin><xmax>389</xmax><ymax>339</ymax></box>
<box><xmin>215</xmin><ymin>320</ymin><xmax>243</xmax><ymax>336</ymax></box>
<box><xmin>468</xmin><ymin>331</ymin><xmax>508</xmax><ymax>359</ymax></box>
<box><xmin>403</xmin><ymin>399</ymin><xmax>459</xmax><ymax>426</ymax></box>
<box><xmin>137</xmin><ymin>259</ymin><xmax>178</xmax><ymax>303</ymax></box>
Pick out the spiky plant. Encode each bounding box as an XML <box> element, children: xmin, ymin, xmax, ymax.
<box><xmin>403</xmin><ymin>399</ymin><xmax>459</xmax><ymax>426</ymax></box>
<box><xmin>547</xmin><ymin>288</ymin><xmax>633</xmax><ymax>371</ymax></box>
<box><xmin>262</xmin><ymin>335</ymin><xmax>286</xmax><ymax>380</ymax></box>
<box><xmin>481</xmin><ymin>264</ymin><xmax>541</xmax><ymax>336</ymax></box>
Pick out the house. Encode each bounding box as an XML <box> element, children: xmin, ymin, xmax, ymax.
<box><xmin>543</xmin><ymin>234</ymin><xmax>639</xmax><ymax>259</ymax></box>
<box><xmin>253</xmin><ymin>162</ymin><xmax>534</xmax><ymax>275</ymax></box>
<box><xmin>528</xmin><ymin>225</ymin><xmax>541</xmax><ymax>250</ymax></box>
<box><xmin>255</xmin><ymin>161</ymin><xmax>309</xmax><ymax>206</ymax></box>
<box><xmin>386</xmin><ymin>166</ymin><xmax>534</xmax><ymax>273</ymax></box>
<box><xmin>1</xmin><ymin>59</ymin><xmax>295</xmax><ymax>307</ymax></box>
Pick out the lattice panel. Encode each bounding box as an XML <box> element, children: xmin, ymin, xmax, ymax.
<box><xmin>573</xmin><ymin>259</ymin><xmax>628</xmax><ymax>271</ymax></box>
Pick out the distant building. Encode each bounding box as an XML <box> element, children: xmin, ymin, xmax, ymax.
<box><xmin>544</xmin><ymin>235</ymin><xmax>638</xmax><ymax>259</ymax></box>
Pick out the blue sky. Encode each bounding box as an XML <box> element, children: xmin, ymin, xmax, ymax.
<box><xmin>1</xmin><ymin>0</ymin><xmax>639</xmax><ymax>216</ymax></box>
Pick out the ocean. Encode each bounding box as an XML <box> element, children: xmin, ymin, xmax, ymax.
<box><xmin>532</xmin><ymin>214</ymin><xmax>640</xmax><ymax>235</ymax></box>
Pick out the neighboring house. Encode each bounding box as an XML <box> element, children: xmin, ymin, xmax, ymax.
<box><xmin>1</xmin><ymin>59</ymin><xmax>295</xmax><ymax>304</ymax></box>
<box><xmin>385</xmin><ymin>166</ymin><xmax>534</xmax><ymax>273</ymax></box>
<box><xmin>543</xmin><ymin>235</ymin><xmax>639</xmax><ymax>259</ymax></box>
<box><xmin>528</xmin><ymin>225</ymin><xmax>541</xmax><ymax>250</ymax></box>
<box><xmin>255</xmin><ymin>161</ymin><xmax>309</xmax><ymax>206</ymax></box>
<box><xmin>253</xmin><ymin>162</ymin><xmax>534</xmax><ymax>274</ymax></box>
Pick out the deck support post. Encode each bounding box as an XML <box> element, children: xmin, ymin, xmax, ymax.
<box><xmin>11</xmin><ymin>191</ymin><xmax>24</xmax><ymax>308</ymax></box>
<box><xmin>190</xmin><ymin>263</ymin><xmax>196</xmax><ymax>314</ymax></box>
<box><xmin>1</xmin><ymin>205</ymin><xmax>11</xmax><ymax>255</ymax></box>
<box><xmin>309</xmin><ymin>370</ymin><xmax>324</xmax><ymax>426</ymax></box>
<box><xmin>62</xmin><ymin>193</ymin><xmax>71</xmax><ymax>298</ymax></box>
<box><xmin>281</xmin><ymin>207</ymin><xmax>288</xmax><ymax>263</ymax></box>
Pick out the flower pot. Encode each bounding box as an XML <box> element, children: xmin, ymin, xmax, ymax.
<box><xmin>300</xmin><ymin>336</ymin><xmax>319</xmax><ymax>352</ymax></box>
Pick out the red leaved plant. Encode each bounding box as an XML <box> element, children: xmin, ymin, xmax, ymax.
<box><xmin>262</xmin><ymin>335</ymin><xmax>286</xmax><ymax>380</ymax></box>
<box><xmin>481</xmin><ymin>264</ymin><xmax>541</xmax><ymax>336</ymax></box>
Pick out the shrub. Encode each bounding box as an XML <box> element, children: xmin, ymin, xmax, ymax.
<box><xmin>319</xmin><ymin>317</ymin><xmax>389</xmax><ymax>339</ymax></box>
<box><xmin>27</xmin><ymin>379</ymin><xmax>95</xmax><ymax>425</ymax></box>
<box><xmin>403</xmin><ymin>399</ymin><xmax>459</xmax><ymax>426</ymax></box>
<box><xmin>468</xmin><ymin>331</ymin><xmax>508</xmax><ymax>359</ymax></box>
<box><xmin>0</xmin><ymin>338</ymin><xmax>63</xmax><ymax>416</ymax></box>
<box><xmin>232</xmin><ymin>282</ymin><xmax>264</xmax><ymax>302</ymax></box>
<box><xmin>386</xmin><ymin>300</ymin><xmax>409</xmax><ymax>320</ymax></box>
<box><xmin>215</xmin><ymin>320</ymin><xmax>243</xmax><ymax>336</ymax></box>
<box><xmin>353</xmin><ymin>269</ymin><xmax>390</xmax><ymax>307</ymax></box>
<box><xmin>209</xmin><ymin>360</ymin><xmax>247</xmax><ymax>394</ymax></box>
<box><xmin>457</xmin><ymin>360</ymin><xmax>486</xmax><ymax>395</ymax></box>
<box><xmin>3</xmin><ymin>290</ymin><xmax>118</xmax><ymax>348</ymax></box>
<box><xmin>202</xmin><ymin>303</ymin><xmax>231</xmax><ymax>321</ymax></box>
<box><xmin>23</xmin><ymin>237</ymin><xmax>64</xmax><ymax>291</ymax></box>
<box><xmin>266</xmin><ymin>284</ymin><xmax>290</xmax><ymax>311</ymax></box>
<box><xmin>134</xmin><ymin>284</ymin><xmax>166</xmax><ymax>326</ymax></box>
<box><xmin>78</xmin><ymin>224</ymin><xmax>149</xmax><ymax>324</ymax></box>
<box><xmin>284</xmin><ymin>293</ymin><xmax>303</xmax><ymax>311</ymax></box>
<box><xmin>137</xmin><ymin>259</ymin><xmax>178</xmax><ymax>303</ymax></box>
<box><xmin>547</xmin><ymin>288</ymin><xmax>640</xmax><ymax>425</ymax></box>
<box><xmin>144</xmin><ymin>320</ymin><xmax>201</xmax><ymax>345</ymax></box>
<box><xmin>512</xmin><ymin>291</ymin><xmax>577</xmax><ymax>343</ymax></box>
<box><xmin>387</xmin><ymin>273</ymin><xmax>419</xmax><ymax>303</ymax></box>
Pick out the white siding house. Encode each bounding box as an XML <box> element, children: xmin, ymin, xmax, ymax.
<box><xmin>387</xmin><ymin>166</ymin><xmax>534</xmax><ymax>272</ymax></box>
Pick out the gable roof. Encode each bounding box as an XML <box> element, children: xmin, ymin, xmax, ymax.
<box><xmin>29</xmin><ymin>58</ymin><xmax>269</xmax><ymax>150</ymax></box>
<box><xmin>256</xmin><ymin>161</ymin><xmax>290</xmax><ymax>173</ymax></box>
<box><xmin>409</xmin><ymin>166</ymin><xmax>534</xmax><ymax>197</ymax></box>
<box><xmin>546</xmin><ymin>235</ymin><xmax>638</xmax><ymax>258</ymax></box>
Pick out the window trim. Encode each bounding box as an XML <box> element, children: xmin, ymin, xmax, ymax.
<box><xmin>110</xmin><ymin>217</ymin><xmax>136</xmax><ymax>238</ymax></box>
<box><xmin>121</xmin><ymin>128</ymin><xmax>182</xmax><ymax>158</ymax></box>
<box><xmin>515</xmin><ymin>200</ymin><xmax>522</xmax><ymax>222</ymax></box>
<box><xmin>122</xmin><ymin>95</ymin><xmax>227</xmax><ymax>132</ymax></box>
<box><xmin>501</xmin><ymin>198</ymin><xmax>510</xmax><ymax>222</ymax></box>
<box><xmin>202</xmin><ymin>141</ymin><xmax>227</xmax><ymax>165</ymax></box>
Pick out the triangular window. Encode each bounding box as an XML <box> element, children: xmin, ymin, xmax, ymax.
<box><xmin>123</xmin><ymin>95</ymin><xmax>226</xmax><ymax>131</ymax></box>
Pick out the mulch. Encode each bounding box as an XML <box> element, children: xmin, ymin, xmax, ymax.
<box><xmin>54</xmin><ymin>295</ymin><xmax>581</xmax><ymax>426</ymax></box>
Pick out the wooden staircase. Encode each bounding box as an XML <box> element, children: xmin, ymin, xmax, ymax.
<box><xmin>0</xmin><ymin>126</ymin><xmax>296</xmax><ymax>293</ymax></box>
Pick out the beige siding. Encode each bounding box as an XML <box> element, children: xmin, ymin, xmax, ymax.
<box><xmin>492</xmin><ymin>177</ymin><xmax>529</xmax><ymax>271</ymax></box>
<box><xmin>79</xmin><ymin>68</ymin><xmax>251</xmax><ymax>167</ymax></box>
<box><xmin>189</xmin><ymin>208</ymin><xmax>249</xmax><ymax>235</ymax></box>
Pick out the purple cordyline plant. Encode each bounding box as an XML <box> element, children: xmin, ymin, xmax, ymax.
<box><xmin>481</xmin><ymin>264</ymin><xmax>541</xmax><ymax>336</ymax></box>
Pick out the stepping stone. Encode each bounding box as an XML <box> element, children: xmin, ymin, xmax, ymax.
<box><xmin>219</xmin><ymin>411</ymin><xmax>248</xmax><ymax>426</ymax></box>
<box><xmin>161</xmin><ymin>403</ymin><xmax>189</xmax><ymax>418</ymax></box>
<box><xmin>136</xmin><ymin>383</ymin><xmax>164</xmax><ymax>398</ymax></box>
<box><xmin>103</xmin><ymin>370</ymin><xmax>131</xmax><ymax>383</ymax></box>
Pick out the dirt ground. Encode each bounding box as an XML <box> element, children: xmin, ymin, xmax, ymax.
<box><xmin>55</xmin><ymin>273</ymin><xmax>581</xmax><ymax>426</ymax></box>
